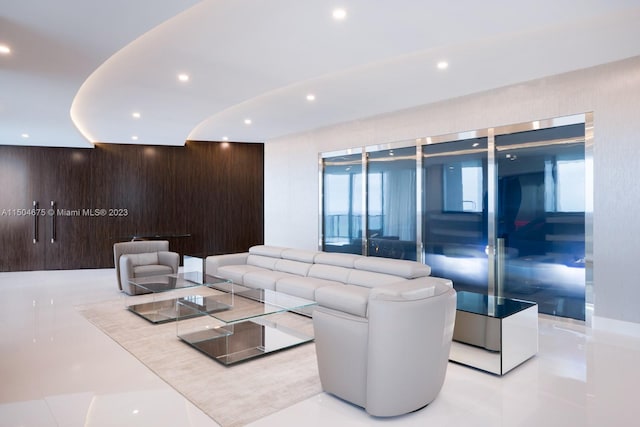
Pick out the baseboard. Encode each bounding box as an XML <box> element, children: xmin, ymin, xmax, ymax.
<box><xmin>592</xmin><ymin>315</ymin><xmax>640</xmax><ymax>338</ymax></box>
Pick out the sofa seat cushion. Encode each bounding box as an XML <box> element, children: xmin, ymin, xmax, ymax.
<box><xmin>243</xmin><ymin>270</ymin><xmax>300</xmax><ymax>291</ymax></box>
<box><xmin>353</xmin><ymin>257</ymin><xmax>431</xmax><ymax>278</ymax></box>
<box><xmin>133</xmin><ymin>264</ymin><xmax>173</xmax><ymax>278</ymax></box>
<box><xmin>276</xmin><ymin>276</ymin><xmax>342</xmax><ymax>301</ymax></box>
<box><xmin>315</xmin><ymin>284</ymin><xmax>371</xmax><ymax>318</ymax></box>
<box><xmin>217</xmin><ymin>264</ymin><xmax>268</xmax><ymax>285</ymax></box>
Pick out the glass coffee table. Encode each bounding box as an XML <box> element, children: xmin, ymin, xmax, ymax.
<box><xmin>125</xmin><ymin>272</ymin><xmax>232</xmax><ymax>324</ymax></box>
<box><xmin>176</xmin><ymin>286</ymin><xmax>317</xmax><ymax>365</ymax></box>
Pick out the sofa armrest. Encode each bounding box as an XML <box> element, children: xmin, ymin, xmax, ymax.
<box><xmin>157</xmin><ymin>251</ymin><xmax>179</xmax><ymax>273</ymax></box>
<box><xmin>205</xmin><ymin>252</ymin><xmax>249</xmax><ymax>275</ymax></box>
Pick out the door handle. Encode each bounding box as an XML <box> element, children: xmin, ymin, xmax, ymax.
<box><xmin>50</xmin><ymin>201</ymin><xmax>56</xmax><ymax>243</ymax></box>
<box><xmin>33</xmin><ymin>201</ymin><xmax>39</xmax><ymax>244</ymax></box>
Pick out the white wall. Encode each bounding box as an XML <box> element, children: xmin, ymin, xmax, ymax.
<box><xmin>265</xmin><ymin>55</ymin><xmax>640</xmax><ymax>324</ymax></box>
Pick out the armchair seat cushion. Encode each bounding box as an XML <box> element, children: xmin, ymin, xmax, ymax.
<box><xmin>133</xmin><ymin>264</ymin><xmax>173</xmax><ymax>278</ymax></box>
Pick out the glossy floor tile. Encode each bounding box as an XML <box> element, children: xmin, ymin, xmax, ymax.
<box><xmin>1</xmin><ymin>269</ymin><xmax>638</xmax><ymax>426</ymax></box>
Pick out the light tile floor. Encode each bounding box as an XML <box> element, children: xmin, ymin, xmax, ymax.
<box><xmin>1</xmin><ymin>269</ymin><xmax>638</xmax><ymax>426</ymax></box>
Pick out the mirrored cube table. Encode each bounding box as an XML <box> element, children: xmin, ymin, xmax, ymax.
<box><xmin>125</xmin><ymin>272</ymin><xmax>232</xmax><ymax>324</ymax></box>
<box><xmin>450</xmin><ymin>291</ymin><xmax>538</xmax><ymax>375</ymax></box>
<box><xmin>177</xmin><ymin>287</ymin><xmax>317</xmax><ymax>365</ymax></box>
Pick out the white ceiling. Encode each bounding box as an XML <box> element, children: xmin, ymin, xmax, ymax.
<box><xmin>2</xmin><ymin>0</ymin><xmax>640</xmax><ymax>148</ymax></box>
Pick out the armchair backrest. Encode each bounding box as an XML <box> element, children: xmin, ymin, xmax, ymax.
<box><xmin>366</xmin><ymin>282</ymin><xmax>457</xmax><ymax>416</ymax></box>
<box><xmin>113</xmin><ymin>240</ymin><xmax>170</xmax><ymax>290</ymax></box>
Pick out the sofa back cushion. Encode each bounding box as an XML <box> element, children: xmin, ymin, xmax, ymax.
<box><xmin>275</xmin><ymin>259</ymin><xmax>312</xmax><ymax>276</ymax></box>
<box><xmin>314</xmin><ymin>252</ymin><xmax>363</xmax><ymax>268</ymax></box>
<box><xmin>308</xmin><ymin>264</ymin><xmax>352</xmax><ymax>283</ymax></box>
<box><xmin>354</xmin><ymin>257</ymin><xmax>431</xmax><ymax>278</ymax></box>
<box><xmin>282</xmin><ymin>248</ymin><xmax>318</xmax><ymax>263</ymax></box>
<box><xmin>247</xmin><ymin>254</ymin><xmax>279</xmax><ymax>270</ymax></box>
<box><xmin>249</xmin><ymin>245</ymin><xmax>287</xmax><ymax>258</ymax></box>
<box><xmin>347</xmin><ymin>269</ymin><xmax>407</xmax><ymax>288</ymax></box>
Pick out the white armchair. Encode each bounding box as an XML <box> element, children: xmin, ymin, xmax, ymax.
<box><xmin>313</xmin><ymin>280</ymin><xmax>457</xmax><ymax>417</ymax></box>
<box><xmin>113</xmin><ymin>240</ymin><xmax>179</xmax><ymax>295</ymax></box>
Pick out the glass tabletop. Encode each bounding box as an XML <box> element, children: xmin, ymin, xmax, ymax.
<box><xmin>127</xmin><ymin>272</ymin><xmax>231</xmax><ymax>294</ymax></box>
<box><xmin>456</xmin><ymin>291</ymin><xmax>536</xmax><ymax>319</ymax></box>
<box><xmin>177</xmin><ymin>286</ymin><xmax>317</xmax><ymax>324</ymax></box>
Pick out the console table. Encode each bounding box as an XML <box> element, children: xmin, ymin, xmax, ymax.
<box><xmin>450</xmin><ymin>291</ymin><xmax>538</xmax><ymax>375</ymax></box>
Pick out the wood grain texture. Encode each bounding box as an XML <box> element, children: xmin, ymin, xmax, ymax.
<box><xmin>0</xmin><ymin>141</ymin><xmax>264</xmax><ymax>271</ymax></box>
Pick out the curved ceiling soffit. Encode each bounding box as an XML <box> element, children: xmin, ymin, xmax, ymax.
<box><xmin>71</xmin><ymin>1</ymin><xmax>640</xmax><ymax>146</ymax></box>
<box><xmin>188</xmin><ymin>9</ymin><xmax>640</xmax><ymax>144</ymax></box>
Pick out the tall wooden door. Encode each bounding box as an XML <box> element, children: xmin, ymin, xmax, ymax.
<box><xmin>0</xmin><ymin>146</ymin><xmax>94</xmax><ymax>271</ymax></box>
<box><xmin>0</xmin><ymin>146</ymin><xmax>46</xmax><ymax>271</ymax></box>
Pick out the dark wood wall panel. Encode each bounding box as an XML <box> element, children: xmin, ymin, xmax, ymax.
<box><xmin>0</xmin><ymin>141</ymin><xmax>264</xmax><ymax>271</ymax></box>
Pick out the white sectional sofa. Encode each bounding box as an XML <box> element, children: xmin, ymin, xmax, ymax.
<box><xmin>205</xmin><ymin>244</ymin><xmax>457</xmax><ymax>417</ymax></box>
<box><xmin>204</xmin><ymin>244</ymin><xmax>453</xmax><ymax>317</ymax></box>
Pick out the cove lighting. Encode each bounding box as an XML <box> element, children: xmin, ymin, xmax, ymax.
<box><xmin>332</xmin><ymin>8</ymin><xmax>347</xmax><ymax>20</ymax></box>
<box><xmin>437</xmin><ymin>61</ymin><xmax>449</xmax><ymax>70</ymax></box>
<box><xmin>0</xmin><ymin>45</ymin><xmax>10</xmax><ymax>55</ymax></box>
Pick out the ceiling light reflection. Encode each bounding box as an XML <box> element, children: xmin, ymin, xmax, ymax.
<box><xmin>332</xmin><ymin>9</ymin><xmax>347</xmax><ymax>20</ymax></box>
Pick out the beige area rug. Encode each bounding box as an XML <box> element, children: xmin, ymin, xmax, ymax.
<box><xmin>77</xmin><ymin>291</ymin><xmax>322</xmax><ymax>427</ymax></box>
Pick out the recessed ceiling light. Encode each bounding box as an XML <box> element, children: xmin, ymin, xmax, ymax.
<box><xmin>332</xmin><ymin>8</ymin><xmax>347</xmax><ymax>20</ymax></box>
<box><xmin>222</xmin><ymin>136</ymin><xmax>229</xmax><ymax>141</ymax></box>
<box><xmin>306</xmin><ymin>94</ymin><xmax>316</xmax><ymax>101</ymax></box>
<box><xmin>21</xmin><ymin>133</ymin><xmax>29</xmax><ymax>138</ymax></box>
<box><xmin>0</xmin><ymin>44</ymin><xmax>10</xmax><ymax>55</ymax></box>
<box><xmin>437</xmin><ymin>61</ymin><xmax>449</xmax><ymax>70</ymax></box>
<box><xmin>131</xmin><ymin>135</ymin><xmax>138</xmax><ymax>141</ymax></box>
<box><xmin>178</xmin><ymin>73</ymin><xmax>190</xmax><ymax>82</ymax></box>
<box><xmin>132</xmin><ymin>112</ymin><xmax>141</xmax><ymax>119</ymax></box>
<box><xmin>244</xmin><ymin>118</ymin><xmax>252</xmax><ymax>125</ymax></box>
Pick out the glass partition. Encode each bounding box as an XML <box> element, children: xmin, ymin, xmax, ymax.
<box><xmin>366</xmin><ymin>146</ymin><xmax>417</xmax><ymax>260</ymax></box>
<box><xmin>319</xmin><ymin>114</ymin><xmax>590</xmax><ymax>321</ymax></box>
<box><xmin>321</xmin><ymin>152</ymin><xmax>364</xmax><ymax>254</ymax></box>
<box><xmin>422</xmin><ymin>137</ymin><xmax>488</xmax><ymax>292</ymax></box>
<box><xmin>495</xmin><ymin>123</ymin><xmax>586</xmax><ymax>320</ymax></box>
